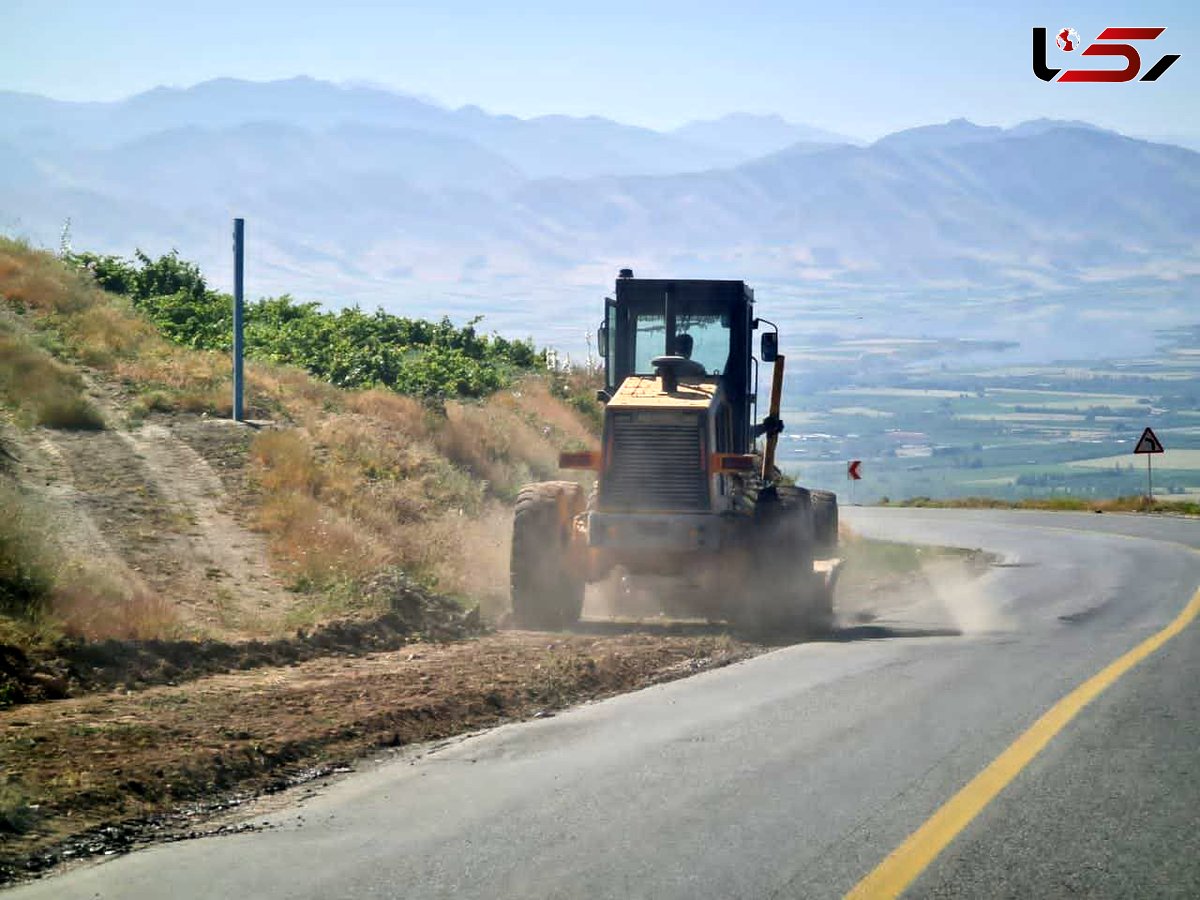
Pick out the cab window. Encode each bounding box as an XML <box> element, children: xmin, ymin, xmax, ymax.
<box><xmin>631</xmin><ymin>311</ymin><xmax>731</xmax><ymax>376</ymax></box>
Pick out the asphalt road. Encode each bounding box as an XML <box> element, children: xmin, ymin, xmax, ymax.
<box><xmin>11</xmin><ymin>509</ymin><xmax>1199</xmax><ymax>899</ymax></box>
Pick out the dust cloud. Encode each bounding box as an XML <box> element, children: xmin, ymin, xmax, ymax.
<box><xmin>838</xmin><ymin>553</ymin><xmax>1011</xmax><ymax>636</ymax></box>
<box><xmin>583</xmin><ymin>569</ymin><xmax>680</xmax><ymax>622</ymax></box>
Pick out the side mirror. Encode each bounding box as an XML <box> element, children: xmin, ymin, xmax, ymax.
<box><xmin>597</xmin><ymin>323</ymin><xmax>608</xmax><ymax>359</ymax></box>
<box><xmin>760</xmin><ymin>332</ymin><xmax>779</xmax><ymax>363</ymax></box>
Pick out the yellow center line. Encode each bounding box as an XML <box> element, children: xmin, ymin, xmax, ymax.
<box><xmin>846</xmin><ymin>585</ymin><xmax>1200</xmax><ymax>900</ymax></box>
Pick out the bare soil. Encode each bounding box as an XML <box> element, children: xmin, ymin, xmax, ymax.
<box><xmin>0</xmin><ymin>590</ymin><xmax>482</xmax><ymax>705</ymax></box>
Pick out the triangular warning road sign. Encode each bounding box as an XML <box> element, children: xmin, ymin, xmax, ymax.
<box><xmin>1134</xmin><ymin>427</ymin><xmax>1164</xmax><ymax>454</ymax></box>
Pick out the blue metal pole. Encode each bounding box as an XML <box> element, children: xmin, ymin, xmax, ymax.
<box><xmin>232</xmin><ymin>218</ymin><xmax>244</xmax><ymax>422</ymax></box>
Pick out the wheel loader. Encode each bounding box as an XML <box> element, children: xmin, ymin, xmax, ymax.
<box><xmin>510</xmin><ymin>270</ymin><xmax>841</xmax><ymax>633</ymax></box>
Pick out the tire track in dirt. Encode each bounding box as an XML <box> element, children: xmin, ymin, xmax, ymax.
<box><xmin>11</xmin><ymin>364</ymin><xmax>294</xmax><ymax>638</ymax></box>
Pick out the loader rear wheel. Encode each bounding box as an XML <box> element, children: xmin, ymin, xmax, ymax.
<box><xmin>773</xmin><ymin>485</ymin><xmax>815</xmax><ymax>576</ymax></box>
<box><xmin>811</xmin><ymin>490</ymin><xmax>838</xmax><ymax>557</ymax></box>
<box><xmin>510</xmin><ymin>481</ymin><xmax>585</xmax><ymax>630</ymax></box>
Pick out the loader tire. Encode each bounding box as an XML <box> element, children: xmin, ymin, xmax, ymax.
<box><xmin>510</xmin><ymin>481</ymin><xmax>585</xmax><ymax>630</ymax></box>
<box><xmin>738</xmin><ymin>486</ymin><xmax>816</xmax><ymax>636</ymax></box>
<box><xmin>774</xmin><ymin>484</ymin><xmax>815</xmax><ymax>565</ymax></box>
<box><xmin>811</xmin><ymin>490</ymin><xmax>838</xmax><ymax>557</ymax></box>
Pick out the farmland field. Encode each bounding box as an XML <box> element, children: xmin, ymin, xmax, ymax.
<box><xmin>776</xmin><ymin>327</ymin><xmax>1200</xmax><ymax>504</ymax></box>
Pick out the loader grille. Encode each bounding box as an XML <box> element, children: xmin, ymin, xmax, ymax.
<box><xmin>600</xmin><ymin>412</ymin><xmax>709</xmax><ymax>512</ymax></box>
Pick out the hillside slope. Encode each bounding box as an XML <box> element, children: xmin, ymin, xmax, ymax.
<box><xmin>0</xmin><ymin>240</ymin><xmax>598</xmax><ymax>646</ymax></box>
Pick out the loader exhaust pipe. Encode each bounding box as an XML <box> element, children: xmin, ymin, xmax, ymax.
<box><xmin>663</xmin><ymin>285</ymin><xmax>676</xmax><ymax>356</ymax></box>
<box><xmin>660</xmin><ymin>284</ymin><xmax>679</xmax><ymax>393</ymax></box>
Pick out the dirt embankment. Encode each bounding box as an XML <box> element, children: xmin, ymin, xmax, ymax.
<box><xmin>0</xmin><ymin>580</ymin><xmax>481</xmax><ymax>705</ymax></box>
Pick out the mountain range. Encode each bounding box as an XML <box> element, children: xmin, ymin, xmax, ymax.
<box><xmin>1</xmin><ymin>77</ymin><xmax>1197</xmax><ymax>346</ymax></box>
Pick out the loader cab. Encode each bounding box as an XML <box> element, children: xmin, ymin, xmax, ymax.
<box><xmin>598</xmin><ymin>272</ymin><xmax>756</xmax><ymax>453</ymax></box>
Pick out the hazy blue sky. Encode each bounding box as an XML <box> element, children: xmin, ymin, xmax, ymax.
<box><xmin>3</xmin><ymin>0</ymin><xmax>1196</xmax><ymax>138</ymax></box>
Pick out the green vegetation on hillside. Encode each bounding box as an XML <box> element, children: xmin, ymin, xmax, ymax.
<box><xmin>65</xmin><ymin>249</ymin><xmax>541</xmax><ymax>399</ymax></box>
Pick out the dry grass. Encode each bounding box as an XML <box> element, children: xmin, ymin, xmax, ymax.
<box><xmin>116</xmin><ymin>349</ymin><xmax>231</xmax><ymax>416</ymax></box>
<box><xmin>0</xmin><ymin>479</ymin><xmax>178</xmax><ymax>645</ymax></box>
<box><xmin>249</xmin><ymin>362</ymin><xmax>344</xmax><ymax>419</ymax></box>
<box><xmin>0</xmin><ymin>241</ymin><xmax>95</xmax><ymax>316</ymax></box>
<box><xmin>437</xmin><ymin>379</ymin><xmax>597</xmax><ymax>500</ymax></box>
<box><xmin>67</xmin><ymin>303</ymin><xmax>158</xmax><ymax>367</ymax></box>
<box><xmin>249</xmin><ymin>429</ymin><xmax>387</xmax><ymax>592</ymax></box>
<box><xmin>246</xmin><ymin>403</ymin><xmax>554</xmax><ymax>608</ymax></box>
<box><xmin>344</xmin><ymin>386</ymin><xmax>426</xmax><ymax>430</ymax></box>
<box><xmin>251</xmin><ymin>430</ymin><xmax>323</xmax><ymax>495</ymax></box>
<box><xmin>516</xmin><ymin>376</ymin><xmax>599</xmax><ymax>447</ymax></box>
<box><xmin>0</xmin><ymin>327</ymin><xmax>104</xmax><ymax>429</ymax></box>
<box><xmin>437</xmin><ymin>402</ymin><xmax>556</xmax><ymax>496</ymax></box>
<box><xmin>258</xmin><ymin>492</ymin><xmax>387</xmax><ymax>590</ymax></box>
<box><xmin>50</xmin><ymin>565</ymin><xmax>180</xmax><ymax>641</ymax></box>
<box><xmin>435</xmin><ymin>503</ymin><xmax>514</xmax><ymax>617</ymax></box>
<box><xmin>243</xmin><ymin>377</ymin><xmax>597</xmax><ymax>613</ymax></box>
<box><xmin>550</xmin><ymin>366</ymin><xmax>605</xmax><ymax>432</ymax></box>
<box><xmin>0</xmin><ymin>481</ymin><xmax>55</xmax><ymax>621</ymax></box>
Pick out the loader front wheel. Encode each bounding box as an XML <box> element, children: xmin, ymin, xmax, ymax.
<box><xmin>736</xmin><ymin>486</ymin><xmax>816</xmax><ymax>636</ymax></box>
<box><xmin>510</xmin><ymin>481</ymin><xmax>585</xmax><ymax>629</ymax></box>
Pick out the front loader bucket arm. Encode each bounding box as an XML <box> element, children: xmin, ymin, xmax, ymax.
<box><xmin>761</xmin><ymin>353</ymin><xmax>785</xmax><ymax>481</ymax></box>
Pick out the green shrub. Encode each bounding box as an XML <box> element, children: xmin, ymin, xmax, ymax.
<box><xmin>64</xmin><ymin>248</ymin><xmax>205</xmax><ymax>304</ymax></box>
<box><xmin>34</xmin><ymin>393</ymin><xmax>105</xmax><ymax>429</ymax></box>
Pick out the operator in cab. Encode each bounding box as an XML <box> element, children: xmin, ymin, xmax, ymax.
<box><xmin>674</xmin><ymin>333</ymin><xmax>708</xmax><ymax>378</ymax></box>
